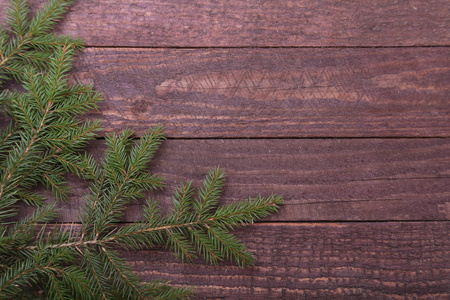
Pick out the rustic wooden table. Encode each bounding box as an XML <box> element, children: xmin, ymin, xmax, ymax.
<box><xmin>3</xmin><ymin>0</ymin><xmax>449</xmax><ymax>298</ymax></box>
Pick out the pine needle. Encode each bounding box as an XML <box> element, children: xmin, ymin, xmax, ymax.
<box><xmin>0</xmin><ymin>1</ymin><xmax>283</xmax><ymax>299</ymax></box>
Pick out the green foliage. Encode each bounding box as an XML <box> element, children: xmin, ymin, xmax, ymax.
<box><xmin>0</xmin><ymin>1</ymin><xmax>283</xmax><ymax>299</ymax></box>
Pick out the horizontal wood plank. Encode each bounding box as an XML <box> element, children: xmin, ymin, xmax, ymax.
<box><xmin>0</xmin><ymin>1</ymin><xmax>448</xmax><ymax>299</ymax></box>
<box><xmin>20</xmin><ymin>138</ymin><xmax>449</xmax><ymax>222</ymax></box>
<box><xmin>68</xmin><ymin>48</ymin><xmax>450</xmax><ymax>138</ymax></box>
<box><xmin>1</xmin><ymin>0</ymin><xmax>448</xmax><ymax>47</ymax></box>
<box><xmin>125</xmin><ymin>222</ymin><xmax>450</xmax><ymax>299</ymax></box>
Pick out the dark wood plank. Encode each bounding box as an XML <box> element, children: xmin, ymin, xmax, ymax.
<box><xmin>1</xmin><ymin>0</ymin><xmax>448</xmax><ymax>47</ymax></box>
<box><xmin>69</xmin><ymin>48</ymin><xmax>450</xmax><ymax>138</ymax></box>
<box><xmin>20</xmin><ymin>138</ymin><xmax>448</xmax><ymax>222</ymax></box>
<box><xmin>125</xmin><ymin>222</ymin><xmax>450</xmax><ymax>299</ymax></box>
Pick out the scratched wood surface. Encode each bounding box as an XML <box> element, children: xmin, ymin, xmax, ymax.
<box><xmin>70</xmin><ymin>47</ymin><xmax>450</xmax><ymax>138</ymax></box>
<box><xmin>21</xmin><ymin>138</ymin><xmax>450</xmax><ymax>223</ymax></box>
<box><xmin>1</xmin><ymin>0</ymin><xmax>449</xmax><ymax>298</ymax></box>
<box><xmin>124</xmin><ymin>222</ymin><xmax>450</xmax><ymax>299</ymax></box>
<box><xmin>1</xmin><ymin>0</ymin><xmax>448</xmax><ymax>47</ymax></box>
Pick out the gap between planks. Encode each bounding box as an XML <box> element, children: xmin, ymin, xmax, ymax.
<box><xmin>82</xmin><ymin>45</ymin><xmax>450</xmax><ymax>49</ymax></box>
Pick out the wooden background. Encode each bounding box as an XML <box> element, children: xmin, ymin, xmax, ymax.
<box><xmin>1</xmin><ymin>0</ymin><xmax>449</xmax><ymax>298</ymax></box>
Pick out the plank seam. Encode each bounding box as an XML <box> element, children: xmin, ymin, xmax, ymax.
<box><xmin>83</xmin><ymin>45</ymin><xmax>450</xmax><ymax>50</ymax></box>
<box><xmin>91</xmin><ymin>137</ymin><xmax>450</xmax><ymax>141</ymax></box>
<box><xmin>49</xmin><ymin>220</ymin><xmax>450</xmax><ymax>225</ymax></box>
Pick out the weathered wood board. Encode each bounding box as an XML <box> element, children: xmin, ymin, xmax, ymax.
<box><xmin>72</xmin><ymin>47</ymin><xmax>450</xmax><ymax>138</ymax></box>
<box><xmin>125</xmin><ymin>222</ymin><xmax>450</xmax><ymax>299</ymax></box>
<box><xmin>19</xmin><ymin>138</ymin><xmax>448</xmax><ymax>222</ymax></box>
<box><xmin>1</xmin><ymin>0</ymin><xmax>449</xmax><ymax>298</ymax></box>
<box><xmin>1</xmin><ymin>0</ymin><xmax>448</xmax><ymax>47</ymax></box>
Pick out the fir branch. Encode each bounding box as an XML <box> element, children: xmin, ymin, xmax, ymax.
<box><xmin>16</xmin><ymin>191</ymin><xmax>45</xmax><ymax>207</ymax></box>
<box><xmin>28</xmin><ymin>0</ymin><xmax>75</xmax><ymax>37</ymax></box>
<box><xmin>82</xmin><ymin>247</ymin><xmax>108</xmax><ymax>300</ymax></box>
<box><xmin>6</xmin><ymin>0</ymin><xmax>30</xmax><ymax>39</ymax></box>
<box><xmin>99</xmin><ymin>246</ymin><xmax>145</xmax><ymax>299</ymax></box>
<box><xmin>0</xmin><ymin>0</ymin><xmax>78</xmax><ymax>84</ymax></box>
<box><xmin>171</xmin><ymin>182</ymin><xmax>194</xmax><ymax>222</ymax></box>
<box><xmin>0</xmin><ymin>1</ymin><xmax>283</xmax><ymax>298</ymax></box>
<box><xmin>194</xmin><ymin>167</ymin><xmax>226</xmax><ymax>220</ymax></box>
<box><xmin>54</xmin><ymin>266</ymin><xmax>96</xmax><ymax>299</ymax></box>
<box><xmin>204</xmin><ymin>224</ymin><xmax>254</xmax><ymax>267</ymax></box>
<box><xmin>187</xmin><ymin>224</ymin><xmax>220</xmax><ymax>265</ymax></box>
<box><xmin>27</xmin><ymin>192</ymin><xmax>281</xmax><ymax>254</ymax></box>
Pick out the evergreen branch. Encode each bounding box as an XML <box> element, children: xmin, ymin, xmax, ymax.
<box><xmin>29</xmin><ymin>0</ymin><xmax>74</xmax><ymax>37</ymax></box>
<box><xmin>166</xmin><ymin>228</ymin><xmax>195</xmax><ymax>262</ymax></box>
<box><xmin>0</xmin><ymin>30</ymin><xmax>6</xmax><ymax>61</ymax></box>
<box><xmin>77</xmin><ymin>153</ymin><xmax>101</xmax><ymax>181</ymax></box>
<box><xmin>42</xmin><ymin>172</ymin><xmax>68</xmax><ymax>201</ymax></box>
<box><xmin>110</xmin><ymin>221</ymin><xmax>211</xmax><ymax>247</ymax></box>
<box><xmin>30</xmin><ymin>34</ymin><xmax>84</xmax><ymax>50</ymax></box>
<box><xmin>0</xmin><ymin>0</ymin><xmax>77</xmax><ymax>86</ymax></box>
<box><xmin>15</xmin><ymin>93</ymin><xmax>35</xmax><ymax>130</ymax></box>
<box><xmin>194</xmin><ymin>168</ymin><xmax>226</xmax><ymax>220</ymax></box>
<box><xmin>0</xmin><ymin>263</ymin><xmax>40</xmax><ymax>296</ymax></box>
<box><xmin>4</xmin><ymin>143</ymin><xmax>83</xmax><ymax>203</ymax></box>
<box><xmin>52</xmin><ymin>88</ymin><xmax>101</xmax><ymax>115</ymax></box>
<box><xmin>82</xmin><ymin>247</ymin><xmax>108</xmax><ymax>300</ymax></box>
<box><xmin>25</xmin><ymin>223</ymin><xmax>201</xmax><ymax>250</ymax></box>
<box><xmin>187</xmin><ymin>225</ymin><xmax>220</xmax><ymax>265</ymax></box>
<box><xmin>18</xmin><ymin>50</ymin><xmax>52</xmax><ymax>69</ymax></box>
<box><xmin>0</xmin><ymin>33</ymin><xmax>28</xmax><ymax>70</ymax></box>
<box><xmin>0</xmin><ymin>46</ymin><xmax>98</xmax><ymax>202</ymax></box>
<box><xmin>45</xmin><ymin>44</ymin><xmax>73</xmax><ymax>103</ymax></box>
<box><xmin>0</xmin><ymin>250</ymin><xmax>67</xmax><ymax>297</ymax></box>
<box><xmin>100</xmin><ymin>246</ymin><xmax>144</xmax><ymax>299</ymax></box>
<box><xmin>56</xmin><ymin>266</ymin><xmax>97</xmax><ymax>299</ymax></box>
<box><xmin>211</xmin><ymin>194</ymin><xmax>283</xmax><ymax>229</ymax></box>
<box><xmin>16</xmin><ymin>191</ymin><xmax>45</xmax><ymax>207</ymax></box>
<box><xmin>0</xmin><ymin>136</ymin><xmax>39</xmax><ymax>200</ymax></box>
<box><xmin>0</xmin><ymin>201</ymin><xmax>17</xmax><ymax>221</ymax></box>
<box><xmin>0</xmin><ymin>45</ymin><xmax>75</xmax><ymax>199</ymax></box>
<box><xmin>27</xmin><ymin>193</ymin><xmax>282</xmax><ymax>251</ymax></box>
<box><xmin>0</xmin><ymin>1</ymin><xmax>283</xmax><ymax>298</ymax></box>
<box><xmin>48</xmin><ymin>272</ymin><xmax>66</xmax><ymax>299</ymax></box>
<box><xmin>142</xmin><ymin>198</ymin><xmax>162</xmax><ymax>227</ymax></box>
<box><xmin>141</xmin><ymin>280</ymin><xmax>192</xmax><ymax>300</ymax></box>
<box><xmin>12</xmin><ymin>203</ymin><xmax>58</xmax><ymax>236</ymax></box>
<box><xmin>204</xmin><ymin>224</ymin><xmax>254</xmax><ymax>267</ymax></box>
<box><xmin>171</xmin><ymin>182</ymin><xmax>194</xmax><ymax>222</ymax></box>
<box><xmin>0</xmin><ymin>0</ymin><xmax>74</xmax><ymax>71</ymax></box>
<box><xmin>93</xmin><ymin>173</ymin><xmax>132</xmax><ymax>237</ymax></box>
<box><xmin>128</xmin><ymin>125</ymin><xmax>165</xmax><ymax>175</ymax></box>
<box><xmin>28</xmin><ymin>66</ymin><xmax>46</xmax><ymax>111</ymax></box>
<box><xmin>11</xmin><ymin>146</ymin><xmax>61</xmax><ymax>190</ymax></box>
<box><xmin>0</xmin><ymin>122</ymin><xmax>16</xmax><ymax>153</ymax></box>
<box><xmin>6</xmin><ymin>0</ymin><xmax>29</xmax><ymax>39</ymax></box>
<box><xmin>92</xmin><ymin>129</ymin><xmax>165</xmax><ymax>238</ymax></box>
<box><xmin>105</xmin><ymin>130</ymin><xmax>133</xmax><ymax>180</ymax></box>
<box><xmin>54</xmin><ymin>153</ymin><xmax>88</xmax><ymax>177</ymax></box>
<box><xmin>80</xmin><ymin>173</ymin><xmax>106</xmax><ymax>240</ymax></box>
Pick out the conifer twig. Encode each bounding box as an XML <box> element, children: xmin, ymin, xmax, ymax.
<box><xmin>0</xmin><ymin>1</ymin><xmax>283</xmax><ymax>298</ymax></box>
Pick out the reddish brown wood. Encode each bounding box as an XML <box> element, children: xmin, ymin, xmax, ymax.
<box><xmin>0</xmin><ymin>1</ymin><xmax>448</xmax><ymax>298</ymax></box>
<box><xmin>124</xmin><ymin>222</ymin><xmax>450</xmax><ymax>299</ymax></box>
<box><xmin>68</xmin><ymin>47</ymin><xmax>450</xmax><ymax>138</ymax></box>
<box><xmin>1</xmin><ymin>0</ymin><xmax>448</xmax><ymax>47</ymax></box>
<box><xmin>20</xmin><ymin>138</ymin><xmax>448</xmax><ymax>223</ymax></box>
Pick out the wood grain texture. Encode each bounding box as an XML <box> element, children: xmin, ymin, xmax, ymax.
<box><xmin>125</xmin><ymin>222</ymin><xmax>450</xmax><ymax>299</ymax></box>
<box><xmin>0</xmin><ymin>1</ymin><xmax>447</xmax><ymax>298</ymax></box>
<box><xmin>20</xmin><ymin>138</ymin><xmax>449</xmax><ymax>222</ymax></box>
<box><xmin>0</xmin><ymin>0</ymin><xmax>448</xmax><ymax>47</ymax></box>
<box><xmin>69</xmin><ymin>47</ymin><xmax>450</xmax><ymax>138</ymax></box>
